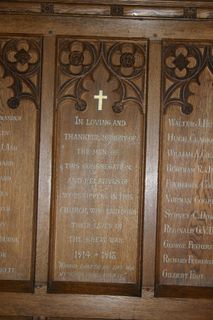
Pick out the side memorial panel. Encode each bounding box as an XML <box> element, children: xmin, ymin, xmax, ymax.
<box><xmin>156</xmin><ymin>41</ymin><xmax>213</xmax><ymax>298</ymax></box>
<box><xmin>48</xmin><ymin>38</ymin><xmax>147</xmax><ymax>296</ymax></box>
<box><xmin>0</xmin><ymin>37</ymin><xmax>42</xmax><ymax>292</ymax></box>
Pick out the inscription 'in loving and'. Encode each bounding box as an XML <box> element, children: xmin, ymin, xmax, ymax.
<box><xmin>54</xmin><ymin>92</ymin><xmax>142</xmax><ymax>284</ymax></box>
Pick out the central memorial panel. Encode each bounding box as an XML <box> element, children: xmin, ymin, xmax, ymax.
<box><xmin>48</xmin><ymin>38</ymin><xmax>147</xmax><ymax>296</ymax></box>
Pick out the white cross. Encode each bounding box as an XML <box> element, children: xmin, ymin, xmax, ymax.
<box><xmin>94</xmin><ymin>90</ymin><xmax>107</xmax><ymax>111</ymax></box>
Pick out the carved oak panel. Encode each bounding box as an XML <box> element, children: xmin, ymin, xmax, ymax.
<box><xmin>0</xmin><ymin>36</ymin><xmax>42</xmax><ymax>292</ymax></box>
<box><xmin>48</xmin><ymin>38</ymin><xmax>147</xmax><ymax>296</ymax></box>
<box><xmin>156</xmin><ymin>41</ymin><xmax>213</xmax><ymax>298</ymax></box>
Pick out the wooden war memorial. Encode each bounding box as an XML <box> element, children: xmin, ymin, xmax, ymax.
<box><xmin>0</xmin><ymin>1</ymin><xmax>212</xmax><ymax>319</ymax></box>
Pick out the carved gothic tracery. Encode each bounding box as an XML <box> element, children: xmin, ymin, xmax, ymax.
<box><xmin>57</xmin><ymin>39</ymin><xmax>147</xmax><ymax>113</ymax></box>
<box><xmin>163</xmin><ymin>42</ymin><xmax>213</xmax><ymax>115</ymax></box>
<box><xmin>0</xmin><ymin>38</ymin><xmax>42</xmax><ymax>109</ymax></box>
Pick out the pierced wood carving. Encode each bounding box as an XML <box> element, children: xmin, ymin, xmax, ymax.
<box><xmin>0</xmin><ymin>38</ymin><xmax>42</xmax><ymax>109</ymax></box>
<box><xmin>41</xmin><ymin>3</ymin><xmax>54</xmax><ymax>14</ymax></box>
<box><xmin>162</xmin><ymin>42</ymin><xmax>213</xmax><ymax>115</ymax></box>
<box><xmin>163</xmin><ymin>43</ymin><xmax>213</xmax><ymax>114</ymax></box>
<box><xmin>57</xmin><ymin>39</ymin><xmax>147</xmax><ymax>114</ymax></box>
<box><xmin>184</xmin><ymin>7</ymin><xmax>197</xmax><ymax>19</ymax></box>
<box><xmin>111</xmin><ymin>5</ymin><xmax>124</xmax><ymax>17</ymax></box>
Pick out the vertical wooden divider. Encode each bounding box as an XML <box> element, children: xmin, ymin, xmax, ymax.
<box><xmin>35</xmin><ymin>35</ymin><xmax>56</xmax><ymax>288</ymax></box>
<box><xmin>143</xmin><ymin>40</ymin><xmax>161</xmax><ymax>289</ymax></box>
